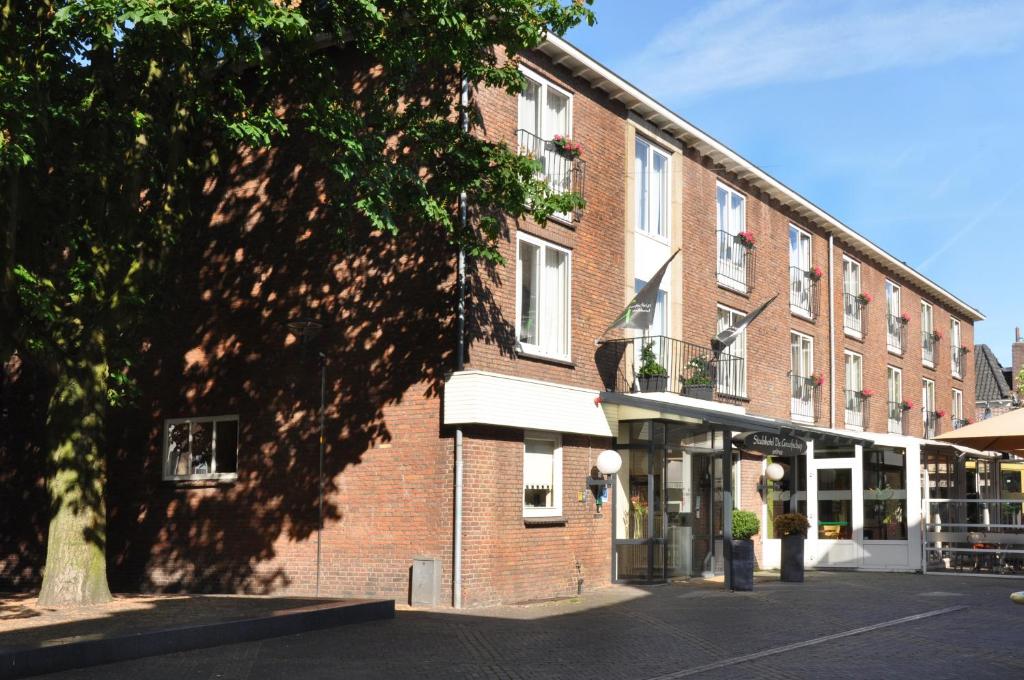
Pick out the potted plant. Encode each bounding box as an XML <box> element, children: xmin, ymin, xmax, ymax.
<box><xmin>900</xmin><ymin>311</ymin><xmax>911</xmax><ymax>324</ymax></box>
<box><xmin>931</xmin><ymin>329</ymin><xmax>943</xmax><ymax>342</ymax></box>
<box><xmin>860</xmin><ymin>387</ymin><xmax>875</xmax><ymax>398</ymax></box>
<box><xmin>736</xmin><ymin>231</ymin><xmax>756</xmax><ymax>249</ymax></box>
<box><xmin>682</xmin><ymin>354</ymin><xmax>713</xmax><ymax>400</ymax></box>
<box><xmin>636</xmin><ymin>341</ymin><xmax>668</xmax><ymax>392</ymax></box>
<box><xmin>807</xmin><ymin>264</ymin><xmax>824</xmax><ymax>282</ymax></box>
<box><xmin>729</xmin><ymin>509</ymin><xmax>760</xmax><ymax>592</ymax></box>
<box><xmin>773</xmin><ymin>513</ymin><xmax>810</xmax><ymax>582</ymax></box>
<box><xmin>551</xmin><ymin>134</ymin><xmax>583</xmax><ymax>159</ymax></box>
<box><xmin>900</xmin><ymin>399</ymin><xmax>914</xmax><ymax>412</ymax></box>
<box><xmin>856</xmin><ymin>291</ymin><xmax>873</xmax><ymax>305</ymax></box>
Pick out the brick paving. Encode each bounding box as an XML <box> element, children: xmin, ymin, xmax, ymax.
<box><xmin>32</xmin><ymin>571</ymin><xmax>1024</xmax><ymax>679</ymax></box>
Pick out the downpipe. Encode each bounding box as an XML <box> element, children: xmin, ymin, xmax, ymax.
<box><xmin>453</xmin><ymin>74</ymin><xmax>469</xmax><ymax>609</ymax></box>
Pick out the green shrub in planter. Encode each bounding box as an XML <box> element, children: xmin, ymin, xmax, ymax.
<box><xmin>731</xmin><ymin>509</ymin><xmax>760</xmax><ymax>540</ymax></box>
<box><xmin>729</xmin><ymin>509</ymin><xmax>759</xmax><ymax>592</ymax></box>
<box><xmin>773</xmin><ymin>512</ymin><xmax>809</xmax><ymax>583</ymax></box>
<box><xmin>773</xmin><ymin>513</ymin><xmax>810</xmax><ymax>537</ymax></box>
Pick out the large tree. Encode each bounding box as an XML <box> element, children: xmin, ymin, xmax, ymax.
<box><xmin>1</xmin><ymin>0</ymin><xmax>592</xmax><ymax>607</ymax></box>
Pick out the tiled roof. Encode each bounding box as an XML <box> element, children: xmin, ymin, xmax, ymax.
<box><xmin>975</xmin><ymin>344</ymin><xmax>1013</xmax><ymax>402</ymax></box>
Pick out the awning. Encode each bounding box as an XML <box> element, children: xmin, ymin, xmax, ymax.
<box><xmin>598</xmin><ymin>391</ymin><xmax>782</xmax><ymax>434</ymax></box>
<box><xmin>933</xmin><ymin>407</ymin><xmax>1024</xmax><ymax>452</ymax></box>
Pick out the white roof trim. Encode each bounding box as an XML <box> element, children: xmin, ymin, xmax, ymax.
<box><xmin>538</xmin><ymin>35</ymin><xmax>984</xmax><ymax>322</ymax></box>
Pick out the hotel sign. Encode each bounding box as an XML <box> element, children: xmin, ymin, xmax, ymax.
<box><xmin>741</xmin><ymin>432</ymin><xmax>807</xmax><ymax>457</ymax></box>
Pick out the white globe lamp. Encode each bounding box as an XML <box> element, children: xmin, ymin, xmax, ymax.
<box><xmin>766</xmin><ymin>462</ymin><xmax>785</xmax><ymax>482</ymax></box>
<box><xmin>596</xmin><ymin>449</ymin><xmax>623</xmax><ymax>476</ymax></box>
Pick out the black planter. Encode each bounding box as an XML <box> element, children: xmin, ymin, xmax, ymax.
<box><xmin>683</xmin><ymin>384</ymin><xmax>713</xmax><ymax>401</ymax></box>
<box><xmin>638</xmin><ymin>375</ymin><xmax>668</xmax><ymax>392</ymax></box>
<box><xmin>780</xmin><ymin>534</ymin><xmax>805</xmax><ymax>582</ymax></box>
<box><xmin>728</xmin><ymin>539</ymin><xmax>755</xmax><ymax>591</ymax></box>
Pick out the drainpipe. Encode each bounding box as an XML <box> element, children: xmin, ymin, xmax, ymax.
<box><xmin>453</xmin><ymin>74</ymin><xmax>469</xmax><ymax>609</ymax></box>
<box><xmin>828</xmin><ymin>234</ymin><xmax>836</xmax><ymax>428</ymax></box>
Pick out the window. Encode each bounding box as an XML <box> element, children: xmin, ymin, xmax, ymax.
<box><xmin>635</xmin><ymin>137</ymin><xmax>670</xmax><ymax>238</ymax></box>
<box><xmin>163</xmin><ymin>415</ymin><xmax>239</xmax><ymax>481</ymax></box>
<box><xmin>885</xmin><ymin>280</ymin><xmax>903</xmax><ymax>354</ymax></box>
<box><xmin>887</xmin><ymin>366</ymin><xmax>903</xmax><ymax>434</ymax></box>
<box><xmin>863</xmin><ymin>447</ymin><xmax>907</xmax><ymax>540</ymax></box>
<box><xmin>517</xmin><ymin>68</ymin><xmax>573</xmax><ymax>199</ymax></box>
<box><xmin>842</xmin><ymin>257</ymin><xmax>863</xmax><ymax>337</ymax></box>
<box><xmin>517</xmin><ymin>234</ymin><xmax>571</xmax><ymax>360</ymax></box>
<box><xmin>923</xmin><ymin>379</ymin><xmax>936</xmax><ymax>438</ymax></box>
<box><xmin>716</xmin><ymin>305</ymin><xmax>747</xmax><ymax>397</ymax></box>
<box><xmin>790</xmin><ymin>332</ymin><xmax>815</xmax><ymax>422</ymax></box>
<box><xmin>844</xmin><ymin>351</ymin><xmax>865</xmax><ymax>430</ymax></box>
<box><xmin>950</xmin><ymin>318</ymin><xmax>963</xmax><ymax>378</ymax></box>
<box><xmin>789</xmin><ymin>226</ymin><xmax>813</xmax><ymax>317</ymax></box>
<box><xmin>953</xmin><ymin>388</ymin><xmax>965</xmax><ymax>428</ymax></box>
<box><xmin>716</xmin><ymin>183</ymin><xmax>750</xmax><ymax>292</ymax></box>
<box><xmin>523</xmin><ymin>432</ymin><xmax>562</xmax><ymax>518</ymax></box>
<box><xmin>921</xmin><ymin>302</ymin><xmax>935</xmax><ymax>367</ymax></box>
<box><xmin>817</xmin><ymin>468</ymin><xmax>852</xmax><ymax>540</ymax></box>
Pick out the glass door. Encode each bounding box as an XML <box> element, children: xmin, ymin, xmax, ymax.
<box><xmin>665</xmin><ymin>448</ymin><xmax>694</xmax><ymax>577</ymax></box>
<box><xmin>809</xmin><ymin>459</ymin><xmax>862</xmax><ymax>567</ymax></box>
<box><xmin>613</xmin><ymin>423</ymin><xmax>666</xmax><ymax>582</ymax></box>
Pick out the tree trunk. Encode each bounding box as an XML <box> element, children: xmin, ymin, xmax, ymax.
<box><xmin>37</xmin><ymin>352</ymin><xmax>112</xmax><ymax>607</ymax></box>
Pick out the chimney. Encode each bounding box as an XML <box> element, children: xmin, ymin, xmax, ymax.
<box><xmin>1013</xmin><ymin>328</ymin><xmax>1024</xmax><ymax>395</ymax></box>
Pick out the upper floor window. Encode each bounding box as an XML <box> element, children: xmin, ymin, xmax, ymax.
<box><xmin>921</xmin><ymin>302</ymin><xmax>935</xmax><ymax>367</ymax></box>
<box><xmin>635</xmin><ymin>137</ymin><xmax>669</xmax><ymax>239</ymax></box>
<box><xmin>716</xmin><ymin>183</ymin><xmax>751</xmax><ymax>293</ymax></box>
<box><xmin>790</xmin><ymin>331</ymin><xmax>816</xmax><ymax>422</ymax></box>
<box><xmin>887</xmin><ymin>366</ymin><xmax>904</xmax><ymax>435</ymax></box>
<box><xmin>523</xmin><ymin>432</ymin><xmax>562</xmax><ymax>518</ymax></box>
<box><xmin>844</xmin><ymin>351</ymin><xmax>865</xmax><ymax>430</ymax></box>
<box><xmin>842</xmin><ymin>256</ymin><xmax>864</xmax><ymax>337</ymax></box>
<box><xmin>789</xmin><ymin>225</ymin><xmax>815</xmax><ymax>318</ymax></box>
<box><xmin>163</xmin><ymin>415</ymin><xmax>239</xmax><ymax>481</ymax></box>
<box><xmin>950</xmin><ymin>318</ymin><xmax>964</xmax><ymax>378</ymax></box>
<box><xmin>716</xmin><ymin>305</ymin><xmax>747</xmax><ymax>398</ymax></box>
<box><xmin>885</xmin><ymin>280</ymin><xmax>904</xmax><ymax>354</ymax></box>
<box><xmin>517</xmin><ymin>68</ymin><xmax>575</xmax><ymax>202</ymax></box>
<box><xmin>952</xmin><ymin>388</ymin><xmax>965</xmax><ymax>428</ymax></box>
<box><xmin>923</xmin><ymin>379</ymin><xmax>937</xmax><ymax>438</ymax></box>
<box><xmin>517</xmin><ymin>234</ymin><xmax>571</xmax><ymax>361</ymax></box>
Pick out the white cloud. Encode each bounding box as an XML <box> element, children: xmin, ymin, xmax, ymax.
<box><xmin>621</xmin><ymin>0</ymin><xmax>1024</xmax><ymax>100</ymax></box>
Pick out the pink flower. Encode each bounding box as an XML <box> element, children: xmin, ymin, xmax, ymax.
<box><xmin>936</xmin><ymin>409</ymin><xmax>947</xmax><ymax>418</ymax></box>
<box><xmin>814</xmin><ymin>373</ymin><xmax>824</xmax><ymax>387</ymax></box>
<box><xmin>813</xmin><ymin>265</ymin><xmax>824</xmax><ymax>279</ymax></box>
<box><xmin>553</xmin><ymin>134</ymin><xmax>563</xmax><ymax>141</ymax></box>
<box><xmin>737</xmin><ymin>231</ymin><xmax>756</xmax><ymax>247</ymax></box>
<box><xmin>861</xmin><ymin>388</ymin><xmax>875</xmax><ymax>397</ymax></box>
<box><xmin>901</xmin><ymin>399</ymin><xmax>914</xmax><ymax>411</ymax></box>
<box><xmin>900</xmin><ymin>311</ymin><xmax>911</xmax><ymax>323</ymax></box>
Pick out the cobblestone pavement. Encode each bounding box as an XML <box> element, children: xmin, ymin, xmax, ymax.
<box><xmin>40</xmin><ymin>571</ymin><xmax>1024</xmax><ymax>679</ymax></box>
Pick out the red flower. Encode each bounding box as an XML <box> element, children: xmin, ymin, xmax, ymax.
<box><xmin>857</xmin><ymin>292</ymin><xmax>873</xmax><ymax>305</ymax></box>
<box><xmin>861</xmin><ymin>388</ymin><xmax>875</xmax><ymax>397</ymax></box>
<box><xmin>737</xmin><ymin>231</ymin><xmax>756</xmax><ymax>248</ymax></box>
<box><xmin>901</xmin><ymin>399</ymin><xmax>914</xmax><ymax>411</ymax></box>
<box><xmin>900</xmin><ymin>311</ymin><xmax>911</xmax><ymax>323</ymax></box>
<box><xmin>936</xmin><ymin>409</ymin><xmax>947</xmax><ymax>418</ymax></box>
<box><xmin>814</xmin><ymin>373</ymin><xmax>824</xmax><ymax>387</ymax></box>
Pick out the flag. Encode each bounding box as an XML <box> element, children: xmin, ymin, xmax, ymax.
<box><xmin>711</xmin><ymin>294</ymin><xmax>778</xmax><ymax>356</ymax></box>
<box><xmin>603</xmin><ymin>250</ymin><xmax>679</xmax><ymax>334</ymax></box>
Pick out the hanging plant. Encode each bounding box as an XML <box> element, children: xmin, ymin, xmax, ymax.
<box><xmin>959</xmin><ymin>344</ymin><xmax>971</xmax><ymax>354</ymax></box>
<box><xmin>860</xmin><ymin>387</ymin><xmax>875</xmax><ymax>398</ymax></box>
<box><xmin>807</xmin><ymin>264</ymin><xmax>824</xmax><ymax>281</ymax></box>
<box><xmin>736</xmin><ymin>231</ymin><xmax>756</xmax><ymax>248</ymax></box>
<box><xmin>857</xmin><ymin>292</ymin><xmax>873</xmax><ymax>305</ymax></box>
<box><xmin>900</xmin><ymin>311</ymin><xmax>911</xmax><ymax>324</ymax></box>
<box><xmin>900</xmin><ymin>399</ymin><xmax>914</xmax><ymax>412</ymax></box>
<box><xmin>551</xmin><ymin>134</ymin><xmax>583</xmax><ymax>159</ymax></box>
<box><xmin>931</xmin><ymin>329</ymin><xmax>943</xmax><ymax>342</ymax></box>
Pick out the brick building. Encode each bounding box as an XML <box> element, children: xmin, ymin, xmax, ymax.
<box><xmin>0</xmin><ymin>35</ymin><xmax>994</xmax><ymax>605</ymax></box>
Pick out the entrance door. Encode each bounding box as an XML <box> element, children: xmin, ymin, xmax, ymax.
<box><xmin>808</xmin><ymin>462</ymin><xmax>862</xmax><ymax>566</ymax></box>
<box><xmin>665</xmin><ymin>449</ymin><xmax>695</xmax><ymax>577</ymax></box>
<box><xmin>614</xmin><ymin>444</ymin><xmax>665</xmax><ymax>581</ymax></box>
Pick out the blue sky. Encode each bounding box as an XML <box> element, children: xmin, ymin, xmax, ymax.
<box><xmin>567</xmin><ymin>0</ymin><xmax>1024</xmax><ymax>364</ymax></box>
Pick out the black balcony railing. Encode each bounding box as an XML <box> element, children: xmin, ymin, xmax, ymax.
<box><xmin>790</xmin><ymin>373</ymin><xmax>821</xmax><ymax>422</ymax></box>
<box><xmin>596</xmin><ymin>335</ymin><xmax>744</xmax><ymax>400</ymax></box>
<box><xmin>922</xmin><ymin>331</ymin><xmax>937</xmax><ymax>365</ymax></box>
<box><xmin>843</xmin><ymin>293</ymin><xmax>866</xmax><ymax>337</ymax></box>
<box><xmin>952</xmin><ymin>417</ymin><xmax>969</xmax><ymax>430</ymax></box>
<box><xmin>924</xmin><ymin>411</ymin><xmax>942</xmax><ymax>439</ymax></box>
<box><xmin>716</xmin><ymin>230</ymin><xmax>755</xmax><ymax>293</ymax></box>
<box><xmin>952</xmin><ymin>347</ymin><xmax>966</xmax><ymax>378</ymax></box>
<box><xmin>888</xmin><ymin>401</ymin><xmax>911</xmax><ymax>435</ymax></box>
<box><xmin>886</xmin><ymin>315</ymin><xmax>907</xmax><ymax>354</ymax></box>
<box><xmin>515</xmin><ymin>128</ymin><xmax>586</xmax><ymax>221</ymax></box>
<box><xmin>789</xmin><ymin>267</ymin><xmax>820</xmax><ymax>319</ymax></box>
<box><xmin>844</xmin><ymin>390</ymin><xmax>870</xmax><ymax>429</ymax></box>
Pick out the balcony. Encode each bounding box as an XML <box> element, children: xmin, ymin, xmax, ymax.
<box><xmin>596</xmin><ymin>336</ymin><xmax>744</xmax><ymax>401</ymax></box>
<box><xmin>922</xmin><ymin>331</ymin><xmax>936</xmax><ymax>366</ymax></box>
<box><xmin>790</xmin><ymin>373</ymin><xmax>821</xmax><ymax>422</ymax></box>
<box><xmin>789</xmin><ymin>267</ymin><xmax>820</xmax><ymax>320</ymax></box>
<box><xmin>952</xmin><ymin>417</ymin><xmax>969</xmax><ymax>430</ymax></box>
<box><xmin>924</xmin><ymin>411</ymin><xmax>942</xmax><ymax>439</ymax></box>
<box><xmin>844</xmin><ymin>390</ymin><xmax>870</xmax><ymax>430</ymax></box>
<box><xmin>888</xmin><ymin>401</ymin><xmax>911</xmax><ymax>435</ymax></box>
<box><xmin>843</xmin><ymin>293</ymin><xmax>865</xmax><ymax>338</ymax></box>
<box><xmin>515</xmin><ymin>128</ymin><xmax>586</xmax><ymax>221</ymax></box>
<box><xmin>716</xmin><ymin>230</ymin><xmax>756</xmax><ymax>294</ymax></box>
<box><xmin>886</xmin><ymin>315</ymin><xmax>907</xmax><ymax>355</ymax></box>
<box><xmin>951</xmin><ymin>347</ymin><xmax>966</xmax><ymax>379</ymax></box>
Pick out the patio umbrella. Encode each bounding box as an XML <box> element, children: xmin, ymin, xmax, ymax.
<box><xmin>933</xmin><ymin>407</ymin><xmax>1024</xmax><ymax>452</ymax></box>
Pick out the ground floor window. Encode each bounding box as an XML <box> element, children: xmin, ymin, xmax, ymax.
<box><xmin>863</xmin><ymin>447</ymin><xmax>907</xmax><ymax>540</ymax></box>
<box><xmin>766</xmin><ymin>455</ymin><xmax>806</xmax><ymax>538</ymax></box>
<box><xmin>817</xmin><ymin>468</ymin><xmax>853</xmax><ymax>540</ymax></box>
<box><xmin>523</xmin><ymin>432</ymin><xmax>562</xmax><ymax>518</ymax></box>
<box><xmin>163</xmin><ymin>415</ymin><xmax>239</xmax><ymax>481</ymax></box>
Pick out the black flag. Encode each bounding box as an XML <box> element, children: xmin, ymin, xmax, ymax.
<box><xmin>711</xmin><ymin>294</ymin><xmax>778</xmax><ymax>356</ymax></box>
<box><xmin>603</xmin><ymin>250</ymin><xmax>679</xmax><ymax>335</ymax></box>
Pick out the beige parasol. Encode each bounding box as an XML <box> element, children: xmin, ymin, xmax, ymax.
<box><xmin>933</xmin><ymin>407</ymin><xmax>1024</xmax><ymax>451</ymax></box>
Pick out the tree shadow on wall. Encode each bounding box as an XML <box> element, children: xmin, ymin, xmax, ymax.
<box><xmin>103</xmin><ymin>136</ymin><xmax>517</xmax><ymax>594</ymax></box>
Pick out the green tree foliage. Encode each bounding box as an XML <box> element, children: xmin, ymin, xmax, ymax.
<box><xmin>0</xmin><ymin>0</ymin><xmax>594</xmax><ymax>606</ymax></box>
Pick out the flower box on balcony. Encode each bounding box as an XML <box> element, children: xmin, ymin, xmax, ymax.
<box><xmin>683</xmin><ymin>384</ymin><xmax>713</xmax><ymax>401</ymax></box>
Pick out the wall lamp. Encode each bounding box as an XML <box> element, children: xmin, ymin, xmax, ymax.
<box><xmin>757</xmin><ymin>461</ymin><xmax>785</xmax><ymax>495</ymax></box>
<box><xmin>588</xmin><ymin>449</ymin><xmax>623</xmax><ymax>512</ymax></box>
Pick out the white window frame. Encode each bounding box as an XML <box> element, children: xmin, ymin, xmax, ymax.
<box><xmin>715</xmin><ymin>182</ymin><xmax>749</xmax><ymax>294</ymax></box>
<box><xmin>517</xmin><ymin>66</ymin><xmax>574</xmax><ymax>218</ymax></box>
<box><xmin>885</xmin><ymin>280</ymin><xmax>903</xmax><ymax>355</ymax></box>
<box><xmin>162</xmin><ymin>414</ymin><xmax>239</xmax><ymax>482</ymax></box>
<box><xmin>952</xmin><ymin>388</ymin><xmax>964</xmax><ymax>425</ymax></box>
<box><xmin>790</xmin><ymin>331</ymin><xmax>815</xmax><ymax>422</ymax></box>
<box><xmin>522</xmin><ymin>431</ymin><xmax>563</xmax><ymax>519</ymax></box>
<box><xmin>950</xmin><ymin>317</ymin><xmax>963</xmax><ymax>378</ymax></box>
<box><xmin>844</xmin><ymin>350</ymin><xmax>864</xmax><ymax>431</ymax></box>
<box><xmin>887</xmin><ymin>366</ymin><xmax>903</xmax><ymax>434</ymax></box>
<box><xmin>842</xmin><ymin>256</ymin><xmax>863</xmax><ymax>338</ymax></box>
<box><xmin>921</xmin><ymin>301</ymin><xmax>935</xmax><ymax>368</ymax></box>
<box><xmin>516</xmin><ymin>233</ymin><xmax>572</xmax><ymax>362</ymax></box>
<box><xmin>789</xmin><ymin>225</ymin><xmax>813</xmax><ymax>318</ymax></box>
<box><xmin>634</xmin><ymin>136</ymin><xmax>671</xmax><ymax>240</ymax></box>
<box><xmin>716</xmin><ymin>305</ymin><xmax>747</xmax><ymax>398</ymax></box>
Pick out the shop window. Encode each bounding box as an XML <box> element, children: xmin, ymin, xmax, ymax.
<box><xmin>163</xmin><ymin>416</ymin><xmax>239</xmax><ymax>481</ymax></box>
<box><xmin>863</xmin><ymin>447</ymin><xmax>907</xmax><ymax>540</ymax></box>
<box><xmin>766</xmin><ymin>455</ymin><xmax>806</xmax><ymax>539</ymax></box>
<box><xmin>523</xmin><ymin>433</ymin><xmax>562</xmax><ymax>518</ymax></box>
<box><xmin>817</xmin><ymin>468</ymin><xmax>852</xmax><ymax>540</ymax></box>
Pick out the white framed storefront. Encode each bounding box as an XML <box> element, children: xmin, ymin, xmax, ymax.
<box><xmin>761</xmin><ymin>434</ymin><xmax>924</xmax><ymax>572</ymax></box>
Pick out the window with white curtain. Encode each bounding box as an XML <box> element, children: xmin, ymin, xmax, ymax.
<box><xmin>886</xmin><ymin>280</ymin><xmax>902</xmax><ymax>354</ymax></box>
<box><xmin>517</xmin><ymin>234</ymin><xmax>571</xmax><ymax>360</ymax></box>
<box><xmin>923</xmin><ymin>379</ymin><xmax>936</xmax><ymax>437</ymax></box>
<box><xmin>950</xmin><ymin>318</ymin><xmax>963</xmax><ymax>377</ymax></box>
<box><xmin>716</xmin><ymin>183</ymin><xmax>748</xmax><ymax>292</ymax></box>
<box><xmin>844</xmin><ymin>351</ymin><xmax>864</xmax><ymax>429</ymax></box>
<box><xmin>716</xmin><ymin>306</ymin><xmax>747</xmax><ymax>397</ymax></box>
<box><xmin>517</xmin><ymin>67</ymin><xmax>573</xmax><ymax>202</ymax></box>
<box><xmin>791</xmin><ymin>331</ymin><xmax>815</xmax><ymax>421</ymax></box>
<box><xmin>921</xmin><ymin>301</ymin><xmax>935</xmax><ymax>366</ymax></box>
<box><xmin>887</xmin><ymin>366</ymin><xmax>903</xmax><ymax>434</ymax></box>
<box><xmin>789</xmin><ymin>225</ymin><xmax>812</xmax><ymax>317</ymax></box>
<box><xmin>523</xmin><ymin>432</ymin><xmax>562</xmax><ymax>517</ymax></box>
<box><xmin>952</xmin><ymin>389</ymin><xmax>964</xmax><ymax>426</ymax></box>
<box><xmin>635</xmin><ymin>137</ymin><xmax>670</xmax><ymax>238</ymax></box>
<box><xmin>843</xmin><ymin>256</ymin><xmax>863</xmax><ymax>337</ymax></box>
